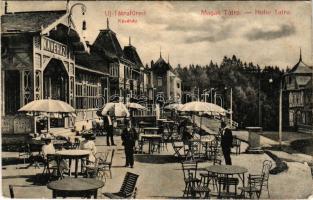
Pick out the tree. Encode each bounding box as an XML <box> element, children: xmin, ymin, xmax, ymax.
<box><xmin>176</xmin><ymin>55</ymin><xmax>284</xmax><ymax>130</ymax></box>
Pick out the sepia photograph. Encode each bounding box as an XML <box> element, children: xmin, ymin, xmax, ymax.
<box><xmin>1</xmin><ymin>0</ymin><xmax>313</xmax><ymax>199</ymax></box>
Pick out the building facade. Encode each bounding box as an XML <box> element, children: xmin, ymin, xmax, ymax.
<box><xmin>283</xmin><ymin>53</ymin><xmax>313</xmax><ymax>134</ymax></box>
<box><xmin>1</xmin><ymin>10</ymin><xmax>103</xmax><ymax>133</ymax></box>
<box><xmin>1</xmin><ymin>9</ymin><xmax>182</xmax><ymax>134</ymax></box>
<box><xmin>149</xmin><ymin>54</ymin><xmax>182</xmax><ymax>105</ymax></box>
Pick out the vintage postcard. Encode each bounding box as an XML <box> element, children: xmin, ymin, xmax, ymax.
<box><xmin>1</xmin><ymin>0</ymin><xmax>313</xmax><ymax>199</ymax></box>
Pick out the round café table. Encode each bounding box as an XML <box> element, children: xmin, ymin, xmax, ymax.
<box><xmin>56</xmin><ymin>150</ymin><xmax>90</xmax><ymax>178</ymax></box>
<box><xmin>47</xmin><ymin>177</ymin><xmax>104</xmax><ymax>198</ymax></box>
<box><xmin>206</xmin><ymin>165</ymin><xmax>248</xmax><ymax>187</ymax></box>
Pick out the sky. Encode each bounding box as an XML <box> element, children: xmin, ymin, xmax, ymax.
<box><xmin>3</xmin><ymin>1</ymin><xmax>313</xmax><ymax>69</ymax></box>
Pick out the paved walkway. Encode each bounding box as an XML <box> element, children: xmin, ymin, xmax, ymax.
<box><xmin>2</xmin><ymin>136</ymin><xmax>313</xmax><ymax>199</ymax></box>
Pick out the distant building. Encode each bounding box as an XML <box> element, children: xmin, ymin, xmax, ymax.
<box><xmin>87</xmin><ymin>19</ymin><xmax>144</xmax><ymax>103</ymax></box>
<box><xmin>149</xmin><ymin>53</ymin><xmax>182</xmax><ymax>104</ymax></box>
<box><xmin>283</xmin><ymin>52</ymin><xmax>313</xmax><ymax>134</ymax></box>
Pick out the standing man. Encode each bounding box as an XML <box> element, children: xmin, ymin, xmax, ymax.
<box><xmin>220</xmin><ymin>121</ymin><xmax>233</xmax><ymax>165</ymax></box>
<box><xmin>103</xmin><ymin>111</ymin><xmax>115</xmax><ymax>146</ymax></box>
<box><xmin>121</xmin><ymin>119</ymin><xmax>137</xmax><ymax>168</ymax></box>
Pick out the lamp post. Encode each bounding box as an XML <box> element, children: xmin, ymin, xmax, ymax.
<box><xmin>278</xmin><ymin>80</ymin><xmax>282</xmax><ymax>147</ymax></box>
<box><xmin>68</xmin><ymin>3</ymin><xmax>87</xmax><ymax>34</ymax></box>
<box><xmin>258</xmin><ymin>78</ymin><xmax>261</xmax><ymax>127</ymax></box>
<box><xmin>202</xmin><ymin>89</ymin><xmax>208</xmax><ymax>102</ymax></box>
<box><xmin>216</xmin><ymin>94</ymin><xmax>223</xmax><ymax>107</ymax></box>
<box><xmin>230</xmin><ymin>87</ymin><xmax>233</xmax><ymax>127</ymax></box>
<box><xmin>209</xmin><ymin>88</ymin><xmax>215</xmax><ymax>103</ymax></box>
<box><xmin>224</xmin><ymin>87</ymin><xmax>233</xmax><ymax>128</ymax></box>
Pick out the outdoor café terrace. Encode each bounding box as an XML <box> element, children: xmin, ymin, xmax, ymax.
<box><xmin>2</xmin><ymin>101</ymin><xmax>313</xmax><ymax>199</ymax></box>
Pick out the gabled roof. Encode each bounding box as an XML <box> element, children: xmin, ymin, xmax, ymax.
<box><xmin>92</xmin><ymin>29</ymin><xmax>124</xmax><ymax>59</ymax></box>
<box><xmin>75</xmin><ymin>50</ymin><xmax>111</xmax><ymax>74</ymax></box>
<box><xmin>286</xmin><ymin>53</ymin><xmax>313</xmax><ymax>75</ymax></box>
<box><xmin>1</xmin><ymin>10</ymin><xmax>89</xmax><ymax>53</ymax></box>
<box><xmin>1</xmin><ymin>10</ymin><xmax>67</xmax><ymax>33</ymax></box>
<box><xmin>123</xmin><ymin>45</ymin><xmax>143</xmax><ymax>69</ymax></box>
<box><xmin>151</xmin><ymin>56</ymin><xmax>174</xmax><ymax>74</ymax></box>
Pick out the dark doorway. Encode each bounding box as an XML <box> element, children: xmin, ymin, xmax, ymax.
<box><xmin>5</xmin><ymin>70</ymin><xmax>20</xmax><ymax>115</ymax></box>
<box><xmin>43</xmin><ymin>59</ymin><xmax>68</xmax><ymax>102</ymax></box>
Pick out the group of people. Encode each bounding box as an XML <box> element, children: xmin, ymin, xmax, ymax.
<box><xmin>177</xmin><ymin>117</ymin><xmax>234</xmax><ymax>165</ymax></box>
<box><xmin>39</xmin><ymin>111</ymin><xmax>234</xmax><ymax>176</ymax></box>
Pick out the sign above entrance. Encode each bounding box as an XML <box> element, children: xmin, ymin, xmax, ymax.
<box><xmin>43</xmin><ymin>37</ymin><xmax>68</xmax><ymax>58</ymax></box>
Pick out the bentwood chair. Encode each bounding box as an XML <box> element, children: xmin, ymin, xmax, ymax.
<box><xmin>232</xmin><ymin>137</ymin><xmax>241</xmax><ymax>155</ymax></box>
<box><xmin>42</xmin><ymin>154</ymin><xmax>63</xmax><ymax>181</ymax></box>
<box><xmin>240</xmin><ymin>160</ymin><xmax>272</xmax><ymax>199</ymax></box>
<box><xmin>217</xmin><ymin>176</ymin><xmax>240</xmax><ymax>199</ymax></box>
<box><xmin>85</xmin><ymin>152</ymin><xmax>109</xmax><ymax>180</ymax></box>
<box><xmin>181</xmin><ymin>161</ymin><xmax>201</xmax><ymax>197</ymax></box>
<box><xmin>171</xmin><ymin>139</ymin><xmax>184</xmax><ymax>158</ymax></box>
<box><xmin>239</xmin><ymin>173</ymin><xmax>265</xmax><ymax>199</ymax></box>
<box><xmin>100</xmin><ymin>149</ymin><xmax>115</xmax><ymax>178</ymax></box>
<box><xmin>199</xmin><ymin>157</ymin><xmax>221</xmax><ymax>195</ymax></box>
<box><xmin>259</xmin><ymin>160</ymin><xmax>273</xmax><ymax>198</ymax></box>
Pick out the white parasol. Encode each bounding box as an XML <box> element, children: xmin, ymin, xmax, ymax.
<box><xmin>178</xmin><ymin>101</ymin><xmax>226</xmax><ymax>135</ymax></box>
<box><xmin>101</xmin><ymin>102</ymin><xmax>130</xmax><ymax>118</ymax></box>
<box><xmin>164</xmin><ymin>103</ymin><xmax>184</xmax><ymax>111</ymax></box>
<box><xmin>19</xmin><ymin>99</ymin><xmax>75</xmax><ymax>132</ymax></box>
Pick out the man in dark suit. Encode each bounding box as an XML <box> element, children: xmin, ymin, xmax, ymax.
<box><xmin>220</xmin><ymin>121</ymin><xmax>233</xmax><ymax>165</ymax></box>
<box><xmin>121</xmin><ymin>119</ymin><xmax>137</xmax><ymax>168</ymax></box>
<box><xmin>103</xmin><ymin>111</ymin><xmax>115</xmax><ymax>146</ymax></box>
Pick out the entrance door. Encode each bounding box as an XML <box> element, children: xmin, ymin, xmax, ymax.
<box><xmin>43</xmin><ymin>59</ymin><xmax>69</xmax><ymax>128</ymax></box>
<box><xmin>5</xmin><ymin>70</ymin><xmax>20</xmax><ymax>114</ymax></box>
<box><xmin>43</xmin><ymin>59</ymin><xmax>68</xmax><ymax>102</ymax></box>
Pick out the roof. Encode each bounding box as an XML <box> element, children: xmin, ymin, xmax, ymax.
<box><xmin>92</xmin><ymin>29</ymin><xmax>124</xmax><ymax>59</ymax></box>
<box><xmin>76</xmin><ymin>64</ymin><xmax>109</xmax><ymax>76</ymax></box>
<box><xmin>286</xmin><ymin>58</ymin><xmax>313</xmax><ymax>75</ymax></box>
<box><xmin>151</xmin><ymin>56</ymin><xmax>175</xmax><ymax>75</ymax></box>
<box><xmin>75</xmin><ymin>50</ymin><xmax>110</xmax><ymax>74</ymax></box>
<box><xmin>123</xmin><ymin>45</ymin><xmax>144</xmax><ymax>69</ymax></box>
<box><xmin>1</xmin><ymin>10</ymin><xmax>67</xmax><ymax>33</ymax></box>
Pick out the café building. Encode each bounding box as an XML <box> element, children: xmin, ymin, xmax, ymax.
<box><xmin>1</xmin><ymin>9</ymin><xmax>109</xmax><ymax>134</ymax></box>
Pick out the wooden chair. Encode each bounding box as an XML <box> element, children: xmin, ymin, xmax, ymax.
<box><xmin>172</xmin><ymin>140</ymin><xmax>184</xmax><ymax>158</ymax></box>
<box><xmin>103</xmin><ymin>172</ymin><xmax>139</xmax><ymax>199</ymax></box>
<box><xmin>199</xmin><ymin>154</ymin><xmax>221</xmax><ymax>196</ymax></box>
<box><xmin>258</xmin><ymin>160</ymin><xmax>272</xmax><ymax>198</ymax></box>
<box><xmin>9</xmin><ymin>185</ymin><xmax>39</xmax><ymax>198</ymax></box>
<box><xmin>239</xmin><ymin>173</ymin><xmax>265</xmax><ymax>199</ymax></box>
<box><xmin>232</xmin><ymin>137</ymin><xmax>241</xmax><ymax>155</ymax></box>
<box><xmin>217</xmin><ymin>176</ymin><xmax>239</xmax><ymax>199</ymax></box>
<box><xmin>42</xmin><ymin>154</ymin><xmax>62</xmax><ymax>180</ymax></box>
<box><xmin>151</xmin><ymin>138</ymin><xmax>161</xmax><ymax>154</ymax></box>
<box><xmin>18</xmin><ymin>143</ymin><xmax>31</xmax><ymax>164</ymax></box>
<box><xmin>191</xmin><ymin>181</ymin><xmax>211</xmax><ymax>198</ymax></box>
<box><xmin>100</xmin><ymin>149</ymin><xmax>115</xmax><ymax>178</ymax></box>
<box><xmin>181</xmin><ymin>161</ymin><xmax>201</xmax><ymax>197</ymax></box>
